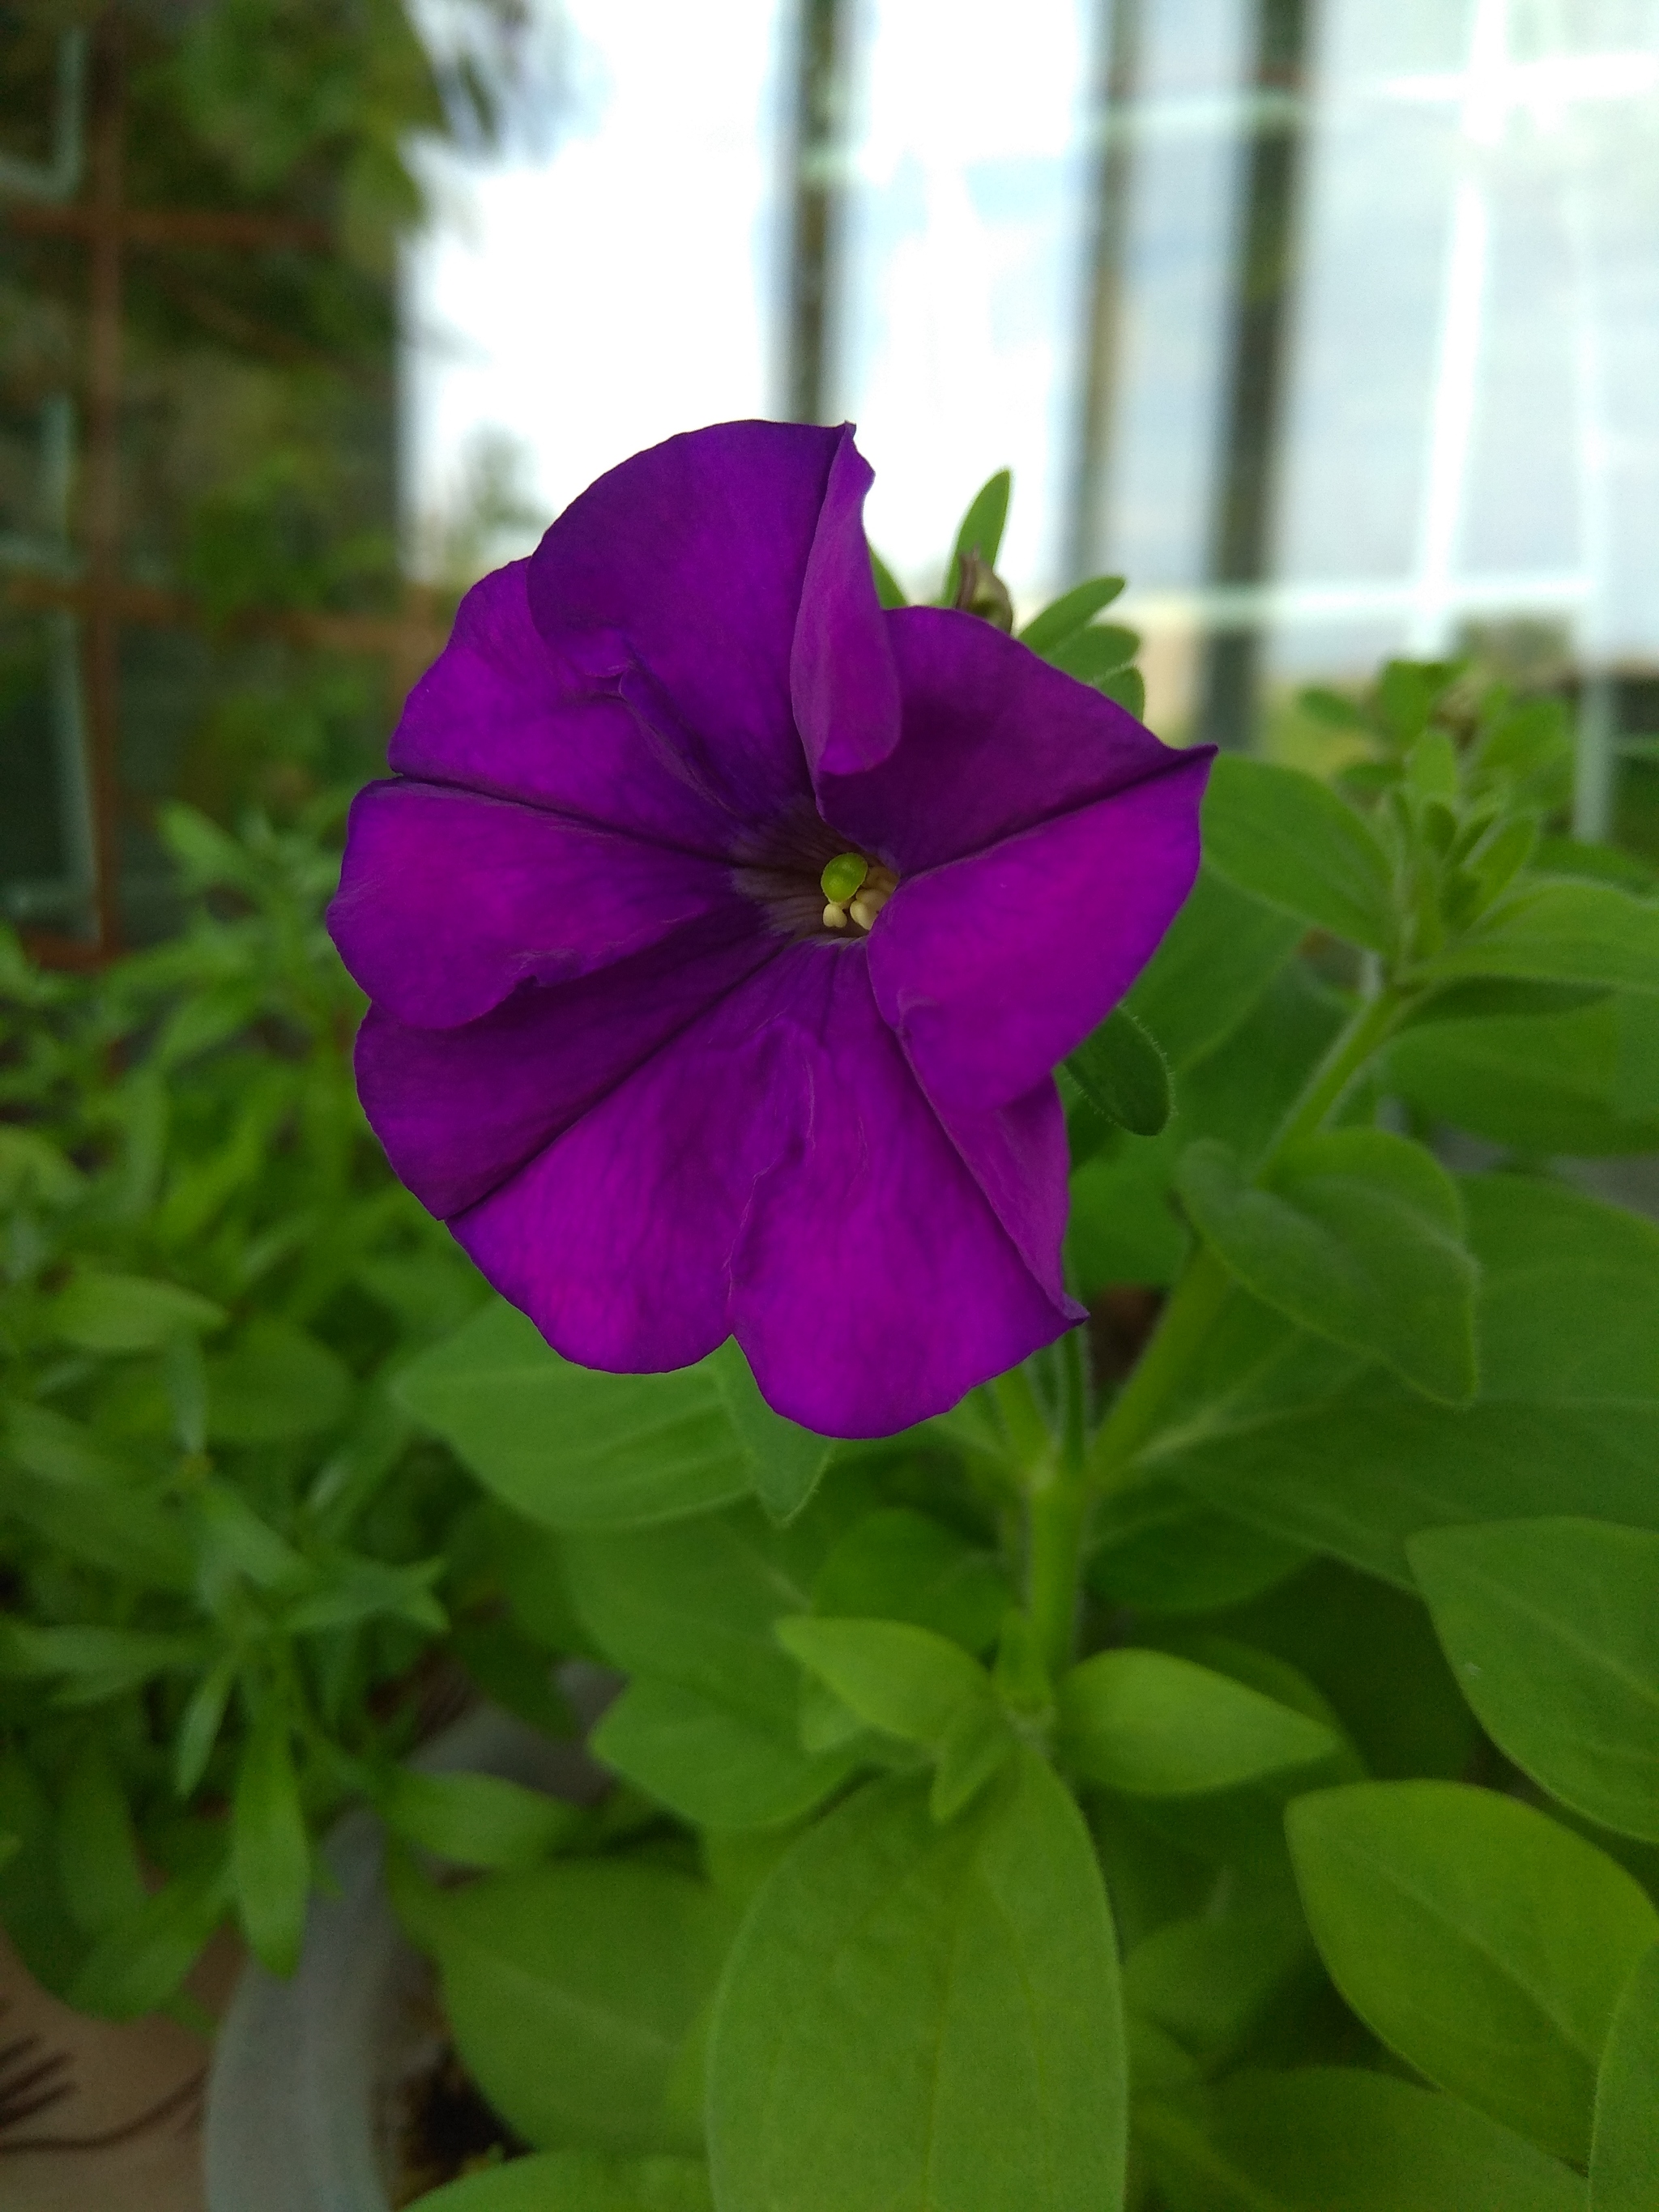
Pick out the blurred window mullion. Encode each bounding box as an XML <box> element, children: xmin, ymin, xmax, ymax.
<box><xmin>1195</xmin><ymin>0</ymin><xmax>1312</xmax><ymax>752</ymax></box>
<box><xmin>1068</xmin><ymin>0</ymin><xmax>1145</xmax><ymax>586</ymax></box>
<box><xmin>786</xmin><ymin>0</ymin><xmax>854</xmax><ymax>424</ymax></box>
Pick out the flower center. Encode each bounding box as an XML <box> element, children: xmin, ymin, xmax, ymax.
<box><xmin>819</xmin><ymin>851</ymin><xmax>898</xmax><ymax>935</ymax></box>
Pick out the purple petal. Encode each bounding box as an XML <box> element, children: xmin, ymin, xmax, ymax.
<box><xmin>450</xmin><ymin>949</ymin><xmax>817</xmax><ymax>1377</ymax></box>
<box><xmin>727</xmin><ymin>949</ymin><xmax>1075</xmax><ymax>1434</ymax></box>
<box><xmin>449</xmin><ymin>944</ymin><xmax>1073</xmax><ymax>1435</ymax></box>
<box><xmin>329</xmin><ymin>780</ymin><xmax>741</xmax><ymax>1029</ymax></box>
<box><xmin>868</xmin><ymin>752</ymin><xmax>1211</xmax><ymax>1111</ymax></box>
<box><xmin>790</xmin><ymin>428</ymin><xmax>901</xmax><ymax>782</ymax></box>
<box><xmin>356</xmin><ymin>908</ymin><xmax>781</xmax><ymax>1218</ymax></box>
<box><xmin>927</xmin><ymin>1080</ymin><xmax>1077</xmax><ymax>1310</ymax></box>
<box><xmin>820</xmin><ymin>607</ymin><xmax>1199</xmax><ymax>875</ymax></box>
<box><xmin>390</xmin><ymin>561</ymin><xmax>741</xmax><ymax>854</ymax></box>
<box><xmin>524</xmin><ymin>420</ymin><xmax>847</xmax><ymax>827</ymax></box>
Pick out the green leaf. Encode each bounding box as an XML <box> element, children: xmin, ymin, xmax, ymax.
<box><xmin>232</xmin><ymin>1703</ymin><xmax>310</xmax><ymax>1978</ymax></box>
<box><xmin>774</xmin><ymin>1617</ymin><xmax>1011</xmax><ymax>1815</ymax></box>
<box><xmin>812</xmin><ymin>1507</ymin><xmax>1010</xmax><ymax>1653</ymax></box>
<box><xmin>392</xmin><ymin>1854</ymin><xmax>730</xmax><ymax>2155</ymax></box>
<box><xmin>48</xmin><ymin>1271</ymin><xmax>227</xmax><ymax>1352</ymax></box>
<box><xmin>0</xmin><ymin>1125</ymin><xmax>83</xmax><ymax>1207</ymax></box>
<box><xmin>1124</xmin><ymin>866</ymin><xmax>1303</xmax><ymax>1073</ymax></box>
<box><xmin>68</xmin><ymin>1857</ymin><xmax>230</xmax><ymax>2019</ymax></box>
<box><xmin>1137</xmin><ymin>1176</ymin><xmax>1659</xmax><ymax>1585</ymax></box>
<box><xmin>405</xmin><ymin>2151</ymin><xmax>713</xmax><ymax>2212</ymax></box>
<box><xmin>0</xmin><ymin>1750</ymin><xmax>84</xmax><ymax>1993</ymax></box>
<box><xmin>869</xmin><ymin>548</ymin><xmax>907</xmax><ymax>610</ymax></box>
<box><xmin>1175</xmin><ymin>1128</ymin><xmax>1478</xmax><ymax>1403</ymax></box>
<box><xmin>1408</xmin><ymin>1519</ymin><xmax>1659</xmax><ymax>1842</ymax></box>
<box><xmin>1286</xmin><ymin>1782</ymin><xmax>1659</xmax><ymax>2163</ymax></box>
<box><xmin>58</xmin><ymin>1741</ymin><xmax>147</xmax><ymax>1937</ymax></box>
<box><xmin>1017</xmin><ymin>574</ymin><xmax>1124</xmax><ymax>654</ymax></box>
<box><xmin>1141</xmin><ymin>2069</ymin><xmax>1587</xmax><ymax>2212</ymax></box>
<box><xmin>941</xmin><ymin>468</ymin><xmax>1012</xmax><ymax>606</ymax></box>
<box><xmin>1591</xmin><ymin>1943</ymin><xmax>1659</xmax><ymax>2210</ymax></box>
<box><xmin>1418</xmin><ymin>876</ymin><xmax>1659</xmax><ymax>995</ymax></box>
<box><xmin>1211</xmin><ymin>1558</ymin><xmax>1476</xmax><ymax>1783</ymax></box>
<box><xmin>1089</xmin><ymin>1483</ymin><xmax>1310</xmax><ymax>1615</ymax></box>
<box><xmin>707</xmin><ymin>1754</ymin><xmax>1127</xmax><ymax>2212</ymax></box>
<box><xmin>394</xmin><ymin>1302</ymin><xmax>751</xmax><ymax>1530</ymax></box>
<box><xmin>561</xmin><ymin>1505</ymin><xmax>842</xmax><ymax>1728</ymax></box>
<box><xmin>1067</xmin><ymin>1006</ymin><xmax>1171</xmax><ymax>1136</ymax></box>
<box><xmin>1058</xmin><ymin>1648</ymin><xmax>1340</xmax><ymax>1796</ymax></box>
<box><xmin>1124</xmin><ymin>1909</ymin><xmax>1311</xmax><ymax>2065</ymax></box>
<box><xmin>2</xmin><ymin>1622</ymin><xmax>204</xmax><ymax>1702</ymax></box>
<box><xmin>380</xmin><ymin>1768</ymin><xmax>583</xmax><ymax>1870</ymax></box>
<box><xmin>1047</xmin><ymin>622</ymin><xmax>1140</xmax><ymax>688</ymax></box>
<box><xmin>706</xmin><ymin>1340</ymin><xmax>833</xmax><ymax>1524</ymax></box>
<box><xmin>776</xmin><ymin>1615</ymin><xmax>990</xmax><ymax>1741</ymax></box>
<box><xmin>1386</xmin><ymin>997</ymin><xmax>1659</xmax><ymax>1157</ymax></box>
<box><xmin>207</xmin><ymin>1317</ymin><xmax>352</xmax><ymax>1443</ymax></box>
<box><xmin>592</xmin><ymin>1677</ymin><xmax>863</xmax><ymax>1832</ymax></box>
<box><xmin>174</xmin><ymin>1654</ymin><xmax>237</xmax><ymax>1797</ymax></box>
<box><xmin>1100</xmin><ymin>664</ymin><xmax>1145</xmax><ymax>718</ymax></box>
<box><xmin>1202</xmin><ymin>756</ymin><xmax>1396</xmax><ymax>952</ymax></box>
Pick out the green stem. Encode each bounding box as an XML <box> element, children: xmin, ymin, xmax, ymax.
<box><xmin>1085</xmin><ymin>1246</ymin><xmax>1230</xmax><ymax>1494</ymax></box>
<box><xmin>992</xmin><ymin>1363</ymin><xmax>1053</xmax><ymax>1472</ymax></box>
<box><xmin>1027</xmin><ymin>1477</ymin><xmax>1090</xmax><ymax>1680</ymax></box>
<box><xmin>1269</xmin><ymin>982</ymin><xmax>1412</xmax><ymax>1152</ymax></box>
<box><xmin>1086</xmin><ymin>982</ymin><xmax>1417</xmax><ymax>1498</ymax></box>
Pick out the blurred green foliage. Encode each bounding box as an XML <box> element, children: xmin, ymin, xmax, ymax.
<box><xmin>0</xmin><ymin>801</ymin><xmax>579</xmax><ymax>2009</ymax></box>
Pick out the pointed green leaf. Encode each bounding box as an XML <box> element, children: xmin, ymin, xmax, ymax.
<box><xmin>941</xmin><ymin>469</ymin><xmax>1012</xmax><ymax>606</ymax></box>
<box><xmin>775</xmin><ymin>1615</ymin><xmax>995</xmax><ymax>1748</ymax></box>
<box><xmin>394</xmin><ymin>1301</ymin><xmax>752</xmax><ymax>1529</ymax></box>
<box><xmin>1591</xmin><ymin>1944</ymin><xmax>1659</xmax><ymax>2211</ymax></box>
<box><xmin>393</xmin><ymin>1855</ymin><xmax>730</xmax><ymax>2156</ymax></box>
<box><xmin>1124</xmin><ymin>866</ymin><xmax>1303</xmax><ymax>1073</ymax></box>
<box><xmin>232</xmin><ymin>1703</ymin><xmax>310</xmax><ymax>1978</ymax></box>
<box><xmin>1138</xmin><ymin>1177</ymin><xmax>1659</xmax><ymax>1587</ymax></box>
<box><xmin>1287</xmin><ymin>1782</ymin><xmax>1659</xmax><ymax>2163</ymax></box>
<box><xmin>68</xmin><ymin>1857</ymin><xmax>230</xmax><ymax>2019</ymax></box>
<box><xmin>592</xmin><ymin>1678</ymin><xmax>862</xmax><ymax>1832</ymax></box>
<box><xmin>1067</xmin><ymin>1005</ymin><xmax>1171</xmax><ymax>1136</ymax></box>
<box><xmin>708</xmin><ymin>1754</ymin><xmax>1127</xmax><ymax>2212</ymax></box>
<box><xmin>1418</xmin><ymin>876</ymin><xmax>1659</xmax><ymax>995</ymax></box>
<box><xmin>706</xmin><ymin>1339</ymin><xmax>834</xmax><ymax>1524</ymax></box>
<box><xmin>1058</xmin><ymin>1647</ymin><xmax>1340</xmax><ymax>1796</ymax></box>
<box><xmin>48</xmin><ymin>1271</ymin><xmax>226</xmax><ymax>1352</ymax></box>
<box><xmin>1017</xmin><ymin>573</ymin><xmax>1125</xmax><ymax>655</ymax></box>
<box><xmin>1141</xmin><ymin>2069</ymin><xmax>1586</xmax><ymax>2212</ymax></box>
<box><xmin>869</xmin><ymin>547</ymin><xmax>906</xmax><ymax>608</ymax></box>
<box><xmin>58</xmin><ymin>1741</ymin><xmax>147</xmax><ymax>1937</ymax></box>
<box><xmin>812</xmin><ymin>1507</ymin><xmax>1010</xmax><ymax>1653</ymax></box>
<box><xmin>1175</xmin><ymin>1128</ymin><xmax>1478</xmax><ymax>1403</ymax></box>
<box><xmin>1409</xmin><ymin>1519</ymin><xmax>1659</xmax><ymax>1841</ymax></box>
<box><xmin>1047</xmin><ymin>622</ymin><xmax>1139</xmax><ymax>688</ymax></box>
<box><xmin>380</xmin><ymin>1767</ymin><xmax>583</xmax><ymax>1871</ymax></box>
<box><xmin>1202</xmin><ymin>756</ymin><xmax>1396</xmax><ymax>951</ymax></box>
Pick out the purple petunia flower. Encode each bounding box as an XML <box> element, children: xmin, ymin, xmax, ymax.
<box><xmin>327</xmin><ymin>421</ymin><xmax>1209</xmax><ymax>1438</ymax></box>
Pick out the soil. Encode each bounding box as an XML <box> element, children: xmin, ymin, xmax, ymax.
<box><xmin>390</xmin><ymin>2043</ymin><xmax>528</xmax><ymax>2208</ymax></box>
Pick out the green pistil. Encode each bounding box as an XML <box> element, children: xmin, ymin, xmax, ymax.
<box><xmin>821</xmin><ymin>852</ymin><xmax>869</xmax><ymax>904</ymax></box>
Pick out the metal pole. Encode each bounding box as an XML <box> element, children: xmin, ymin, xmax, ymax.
<box><xmin>1194</xmin><ymin>0</ymin><xmax>1311</xmax><ymax>752</ymax></box>
<box><xmin>83</xmin><ymin>11</ymin><xmax>125</xmax><ymax>953</ymax></box>
<box><xmin>785</xmin><ymin>0</ymin><xmax>849</xmax><ymax>425</ymax></box>
<box><xmin>1067</xmin><ymin>0</ymin><xmax>1144</xmax><ymax>585</ymax></box>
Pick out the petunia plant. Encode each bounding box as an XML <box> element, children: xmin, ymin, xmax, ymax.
<box><xmin>348</xmin><ymin>427</ymin><xmax>1658</xmax><ymax>2211</ymax></box>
